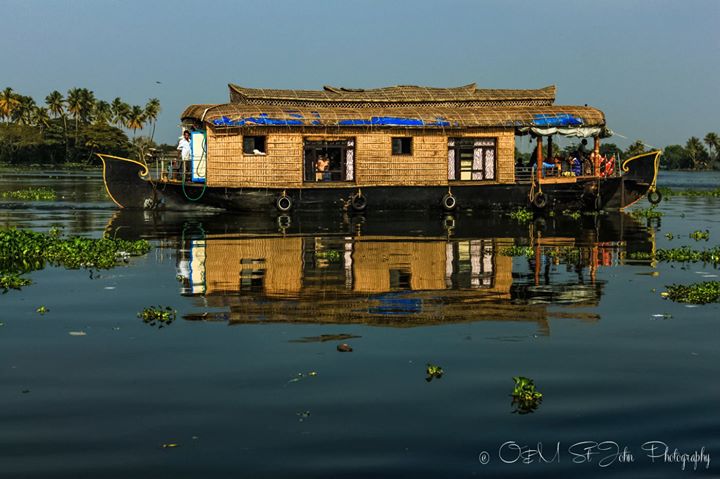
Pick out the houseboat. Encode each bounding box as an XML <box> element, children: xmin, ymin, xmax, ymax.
<box><xmin>98</xmin><ymin>82</ymin><xmax>662</xmax><ymax>212</ymax></box>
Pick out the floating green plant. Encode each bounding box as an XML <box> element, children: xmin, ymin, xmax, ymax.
<box><xmin>507</xmin><ymin>208</ymin><xmax>534</xmax><ymax>223</ymax></box>
<box><xmin>630</xmin><ymin>246</ymin><xmax>720</xmax><ymax>264</ymax></box>
<box><xmin>500</xmin><ymin>245</ymin><xmax>534</xmax><ymax>258</ymax></box>
<box><xmin>665</xmin><ymin>233</ymin><xmax>674</xmax><ymax>240</ymax></box>
<box><xmin>662</xmin><ymin>281</ymin><xmax>720</xmax><ymax>304</ymax></box>
<box><xmin>0</xmin><ymin>273</ymin><xmax>31</xmax><ymax>293</ymax></box>
<box><xmin>138</xmin><ymin>306</ymin><xmax>176</xmax><ymax>328</ymax></box>
<box><xmin>561</xmin><ymin>209</ymin><xmax>581</xmax><ymax>220</ymax></box>
<box><xmin>511</xmin><ymin>376</ymin><xmax>543</xmax><ymax>414</ymax></box>
<box><xmin>1</xmin><ymin>187</ymin><xmax>57</xmax><ymax>201</ymax></box>
<box><xmin>426</xmin><ymin>363</ymin><xmax>444</xmax><ymax>382</ymax></box>
<box><xmin>0</xmin><ymin>227</ymin><xmax>151</xmax><ymax>274</ymax></box>
<box><xmin>690</xmin><ymin>230</ymin><xmax>710</xmax><ymax>241</ymax></box>
<box><xmin>315</xmin><ymin>250</ymin><xmax>342</xmax><ymax>262</ymax></box>
<box><xmin>657</xmin><ymin>186</ymin><xmax>720</xmax><ymax>198</ymax></box>
<box><xmin>36</xmin><ymin>306</ymin><xmax>49</xmax><ymax>315</ymax></box>
<box><xmin>628</xmin><ymin>206</ymin><xmax>663</xmax><ymax>219</ymax></box>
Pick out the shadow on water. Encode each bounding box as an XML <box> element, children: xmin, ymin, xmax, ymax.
<box><xmin>105</xmin><ymin>209</ymin><xmax>654</xmax><ymax>336</ymax></box>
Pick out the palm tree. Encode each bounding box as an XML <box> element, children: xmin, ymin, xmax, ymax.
<box><xmin>125</xmin><ymin>105</ymin><xmax>146</xmax><ymax>138</ymax></box>
<box><xmin>685</xmin><ymin>137</ymin><xmax>708</xmax><ymax>170</ymax></box>
<box><xmin>144</xmin><ymin>98</ymin><xmax>161</xmax><ymax>141</ymax></box>
<box><xmin>45</xmin><ymin>91</ymin><xmax>64</xmax><ymax>118</ymax></box>
<box><xmin>94</xmin><ymin>100</ymin><xmax>112</xmax><ymax>124</ymax></box>
<box><xmin>625</xmin><ymin>140</ymin><xmax>646</xmax><ymax>158</ymax></box>
<box><xmin>0</xmin><ymin>87</ymin><xmax>20</xmax><ymax>122</ymax></box>
<box><xmin>46</xmin><ymin>90</ymin><xmax>69</xmax><ymax>158</ymax></box>
<box><xmin>13</xmin><ymin>96</ymin><xmax>37</xmax><ymax>125</ymax></box>
<box><xmin>110</xmin><ymin>97</ymin><xmax>130</xmax><ymax>129</ymax></box>
<box><xmin>66</xmin><ymin>88</ymin><xmax>83</xmax><ymax>143</ymax></box>
<box><xmin>704</xmin><ymin>132</ymin><xmax>719</xmax><ymax>165</ymax></box>
<box><xmin>79</xmin><ymin>89</ymin><xmax>96</xmax><ymax>124</ymax></box>
<box><xmin>32</xmin><ymin>106</ymin><xmax>51</xmax><ymax>131</ymax></box>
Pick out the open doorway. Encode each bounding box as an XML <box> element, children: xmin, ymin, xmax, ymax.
<box><xmin>304</xmin><ymin>139</ymin><xmax>354</xmax><ymax>182</ymax></box>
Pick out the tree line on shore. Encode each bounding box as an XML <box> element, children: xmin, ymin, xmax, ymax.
<box><xmin>0</xmin><ymin>86</ymin><xmax>168</xmax><ymax>165</ymax></box>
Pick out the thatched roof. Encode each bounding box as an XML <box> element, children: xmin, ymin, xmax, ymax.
<box><xmin>181</xmin><ymin>103</ymin><xmax>605</xmax><ymax>129</ymax></box>
<box><xmin>229</xmin><ymin>83</ymin><xmax>556</xmax><ymax>107</ymax></box>
<box><xmin>180</xmin><ymin>83</ymin><xmax>605</xmax><ymax>129</ymax></box>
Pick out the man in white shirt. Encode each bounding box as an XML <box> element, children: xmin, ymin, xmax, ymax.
<box><xmin>176</xmin><ymin>130</ymin><xmax>191</xmax><ymax>179</ymax></box>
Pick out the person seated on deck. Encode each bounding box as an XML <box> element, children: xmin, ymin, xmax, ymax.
<box><xmin>315</xmin><ymin>154</ymin><xmax>329</xmax><ymax>182</ymax></box>
<box><xmin>570</xmin><ymin>155</ymin><xmax>582</xmax><ymax>176</ymax></box>
<box><xmin>176</xmin><ymin>130</ymin><xmax>191</xmax><ymax>181</ymax></box>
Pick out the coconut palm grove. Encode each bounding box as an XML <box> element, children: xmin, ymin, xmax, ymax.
<box><xmin>0</xmin><ymin>86</ymin><xmax>165</xmax><ymax>165</ymax></box>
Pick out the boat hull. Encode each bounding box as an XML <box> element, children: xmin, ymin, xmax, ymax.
<box><xmin>98</xmin><ymin>151</ymin><xmax>661</xmax><ymax>212</ymax></box>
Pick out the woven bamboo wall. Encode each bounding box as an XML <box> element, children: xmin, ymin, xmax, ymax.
<box><xmin>352</xmin><ymin>240</ymin><xmax>448</xmax><ymax>292</ymax></box>
<box><xmin>205</xmin><ymin>127</ymin><xmax>516</xmax><ymax>188</ymax></box>
<box><xmin>206</xmin><ymin>127</ymin><xmax>303</xmax><ymax>188</ymax></box>
<box><xmin>203</xmin><ymin>237</ymin><xmax>303</xmax><ymax>296</ymax></box>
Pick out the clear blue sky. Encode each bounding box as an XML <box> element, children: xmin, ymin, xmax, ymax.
<box><xmin>2</xmin><ymin>0</ymin><xmax>718</xmax><ymax>149</ymax></box>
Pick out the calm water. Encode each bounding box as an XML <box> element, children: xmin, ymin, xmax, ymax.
<box><xmin>1</xmin><ymin>170</ymin><xmax>718</xmax><ymax>478</ymax></box>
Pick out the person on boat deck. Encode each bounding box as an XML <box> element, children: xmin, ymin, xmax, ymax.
<box><xmin>571</xmin><ymin>155</ymin><xmax>582</xmax><ymax>176</ymax></box>
<box><xmin>315</xmin><ymin>154</ymin><xmax>329</xmax><ymax>181</ymax></box>
<box><xmin>576</xmin><ymin>138</ymin><xmax>588</xmax><ymax>159</ymax></box>
<box><xmin>176</xmin><ymin>130</ymin><xmax>191</xmax><ymax>180</ymax></box>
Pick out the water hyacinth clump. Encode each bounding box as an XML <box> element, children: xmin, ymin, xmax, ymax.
<box><xmin>689</xmin><ymin>230</ymin><xmax>710</xmax><ymax>241</ymax></box>
<box><xmin>630</xmin><ymin>246</ymin><xmax>720</xmax><ymax>265</ymax></box>
<box><xmin>507</xmin><ymin>208</ymin><xmax>534</xmax><ymax>223</ymax></box>
<box><xmin>658</xmin><ymin>186</ymin><xmax>720</xmax><ymax>198</ymax></box>
<box><xmin>0</xmin><ymin>227</ymin><xmax>151</xmax><ymax>291</ymax></box>
<box><xmin>500</xmin><ymin>245</ymin><xmax>534</xmax><ymax>258</ymax></box>
<box><xmin>561</xmin><ymin>209</ymin><xmax>582</xmax><ymax>220</ymax></box>
<box><xmin>511</xmin><ymin>376</ymin><xmax>543</xmax><ymax>414</ymax></box>
<box><xmin>425</xmin><ymin>363</ymin><xmax>444</xmax><ymax>382</ymax></box>
<box><xmin>628</xmin><ymin>206</ymin><xmax>663</xmax><ymax>219</ymax></box>
<box><xmin>138</xmin><ymin>306</ymin><xmax>177</xmax><ymax>328</ymax></box>
<box><xmin>0</xmin><ymin>227</ymin><xmax>151</xmax><ymax>271</ymax></box>
<box><xmin>1</xmin><ymin>187</ymin><xmax>57</xmax><ymax>201</ymax></box>
<box><xmin>0</xmin><ymin>273</ymin><xmax>32</xmax><ymax>293</ymax></box>
<box><xmin>663</xmin><ymin>281</ymin><xmax>720</xmax><ymax>304</ymax></box>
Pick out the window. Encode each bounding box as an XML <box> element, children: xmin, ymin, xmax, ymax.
<box><xmin>243</xmin><ymin>136</ymin><xmax>266</xmax><ymax>155</ymax></box>
<box><xmin>303</xmin><ymin>139</ymin><xmax>355</xmax><ymax>182</ymax></box>
<box><xmin>448</xmin><ymin>138</ymin><xmax>496</xmax><ymax>181</ymax></box>
<box><xmin>390</xmin><ymin>269</ymin><xmax>412</xmax><ymax>290</ymax></box>
<box><xmin>392</xmin><ymin>137</ymin><xmax>412</xmax><ymax>155</ymax></box>
<box><xmin>239</xmin><ymin>258</ymin><xmax>265</xmax><ymax>291</ymax></box>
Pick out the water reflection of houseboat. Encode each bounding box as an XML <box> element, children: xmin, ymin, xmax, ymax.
<box><xmin>104</xmin><ymin>209</ymin><xmax>654</xmax><ymax>333</ymax></box>
<box><xmin>177</xmin><ymin>233</ymin><xmax>641</xmax><ymax>333</ymax></box>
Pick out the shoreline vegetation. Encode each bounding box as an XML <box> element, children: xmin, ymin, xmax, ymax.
<box><xmin>0</xmin><ymin>86</ymin><xmax>175</xmax><ymax>167</ymax></box>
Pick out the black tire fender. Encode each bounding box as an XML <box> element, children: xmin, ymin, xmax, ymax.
<box><xmin>442</xmin><ymin>193</ymin><xmax>457</xmax><ymax>211</ymax></box>
<box><xmin>532</xmin><ymin>192</ymin><xmax>548</xmax><ymax>209</ymax></box>
<box><xmin>648</xmin><ymin>189</ymin><xmax>662</xmax><ymax>205</ymax></box>
<box><xmin>351</xmin><ymin>193</ymin><xmax>367</xmax><ymax>212</ymax></box>
<box><xmin>276</xmin><ymin>194</ymin><xmax>292</xmax><ymax>212</ymax></box>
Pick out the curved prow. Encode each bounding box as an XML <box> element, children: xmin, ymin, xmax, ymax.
<box><xmin>617</xmin><ymin>150</ymin><xmax>662</xmax><ymax>209</ymax></box>
<box><xmin>97</xmin><ymin>153</ymin><xmax>155</xmax><ymax>209</ymax></box>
